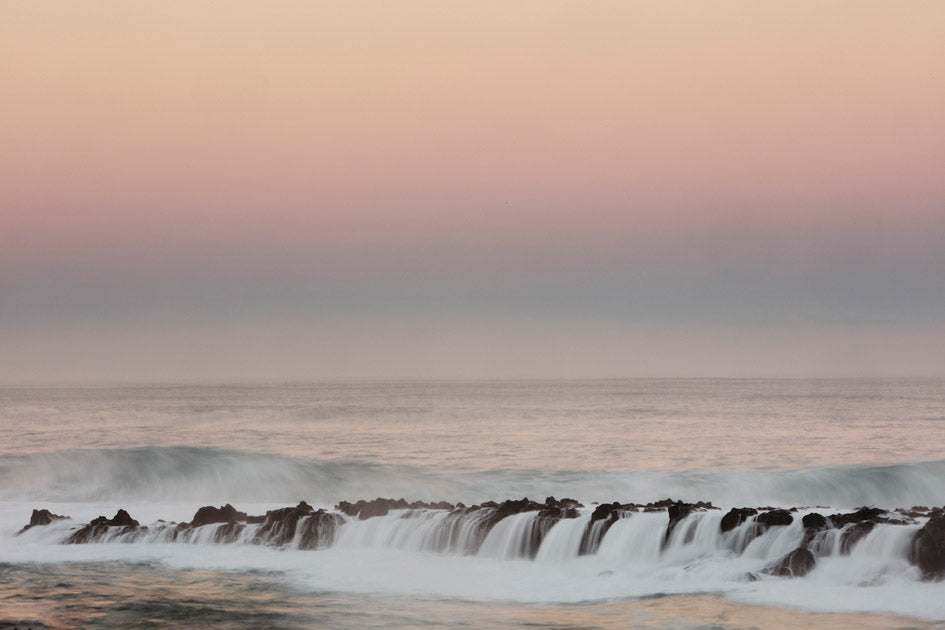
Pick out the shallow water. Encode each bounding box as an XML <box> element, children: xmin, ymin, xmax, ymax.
<box><xmin>1</xmin><ymin>379</ymin><xmax>944</xmax><ymax>628</ymax></box>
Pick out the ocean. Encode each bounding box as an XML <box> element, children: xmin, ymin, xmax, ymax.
<box><xmin>1</xmin><ymin>378</ymin><xmax>943</xmax><ymax>629</ymax></box>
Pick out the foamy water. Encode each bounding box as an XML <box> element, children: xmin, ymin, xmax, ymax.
<box><xmin>1</xmin><ymin>379</ymin><xmax>943</xmax><ymax>628</ymax></box>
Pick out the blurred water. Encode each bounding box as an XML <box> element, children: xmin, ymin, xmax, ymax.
<box><xmin>1</xmin><ymin>378</ymin><xmax>943</xmax><ymax>629</ymax></box>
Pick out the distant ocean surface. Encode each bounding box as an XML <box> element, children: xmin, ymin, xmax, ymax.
<box><xmin>1</xmin><ymin>379</ymin><xmax>944</xmax><ymax>629</ymax></box>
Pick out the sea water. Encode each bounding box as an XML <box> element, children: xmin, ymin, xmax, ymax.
<box><xmin>0</xmin><ymin>379</ymin><xmax>943</xmax><ymax>628</ymax></box>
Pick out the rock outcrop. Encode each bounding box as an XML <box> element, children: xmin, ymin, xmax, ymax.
<box><xmin>66</xmin><ymin>509</ymin><xmax>140</xmax><ymax>544</ymax></box>
<box><xmin>763</xmin><ymin>547</ymin><xmax>816</xmax><ymax>577</ymax></box>
<box><xmin>17</xmin><ymin>509</ymin><xmax>69</xmax><ymax>535</ymax></box>
<box><xmin>909</xmin><ymin>509</ymin><xmax>945</xmax><ymax>580</ymax></box>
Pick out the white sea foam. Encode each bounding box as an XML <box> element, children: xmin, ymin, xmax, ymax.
<box><xmin>3</xmin><ymin>501</ymin><xmax>943</xmax><ymax>620</ymax></box>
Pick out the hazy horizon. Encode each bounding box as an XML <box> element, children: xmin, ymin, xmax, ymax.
<box><xmin>3</xmin><ymin>1</ymin><xmax>944</xmax><ymax>382</ymax></box>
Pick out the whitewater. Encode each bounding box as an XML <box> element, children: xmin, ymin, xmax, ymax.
<box><xmin>1</xmin><ymin>379</ymin><xmax>944</xmax><ymax>629</ymax></box>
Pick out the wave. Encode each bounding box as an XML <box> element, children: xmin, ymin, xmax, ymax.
<box><xmin>1</xmin><ymin>446</ymin><xmax>944</xmax><ymax>507</ymax></box>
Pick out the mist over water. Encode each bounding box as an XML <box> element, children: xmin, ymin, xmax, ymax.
<box><xmin>2</xmin><ymin>379</ymin><xmax>944</xmax><ymax>628</ymax></box>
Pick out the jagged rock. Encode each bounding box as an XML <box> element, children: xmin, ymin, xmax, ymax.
<box><xmin>757</xmin><ymin>509</ymin><xmax>793</xmax><ymax>528</ymax></box>
<box><xmin>212</xmin><ymin>521</ymin><xmax>246</xmax><ymax>544</ymax></box>
<box><xmin>828</xmin><ymin>507</ymin><xmax>903</xmax><ymax>554</ymax></box>
<box><xmin>829</xmin><ymin>507</ymin><xmax>887</xmax><ymax>528</ymax></box>
<box><xmin>66</xmin><ymin>509</ymin><xmax>140</xmax><ymax>544</ymax></box>
<box><xmin>189</xmin><ymin>504</ymin><xmax>249</xmax><ymax>527</ymax></box>
<box><xmin>297</xmin><ymin>510</ymin><xmax>345</xmax><ymax>550</ymax></box>
<box><xmin>17</xmin><ymin>509</ymin><xmax>69</xmax><ymax>535</ymax></box>
<box><xmin>898</xmin><ymin>506</ymin><xmax>931</xmax><ymax>519</ymax></box>
<box><xmin>764</xmin><ymin>547</ymin><xmax>816</xmax><ymax>577</ymax></box>
<box><xmin>839</xmin><ymin>522</ymin><xmax>878</xmax><ymax>553</ymax></box>
<box><xmin>579</xmin><ymin>502</ymin><xmax>635</xmax><ymax>555</ymax></box>
<box><xmin>539</xmin><ymin>496</ymin><xmax>582</xmax><ymax>519</ymax></box>
<box><xmin>254</xmin><ymin>501</ymin><xmax>315</xmax><ymax>546</ymax></box>
<box><xmin>336</xmin><ymin>498</ymin><xmax>455</xmax><ymax>520</ymax></box>
<box><xmin>799</xmin><ymin>512</ymin><xmax>830</xmax><ymax>548</ymax></box>
<box><xmin>720</xmin><ymin>508</ymin><xmax>758</xmax><ymax>533</ymax></box>
<box><xmin>909</xmin><ymin>510</ymin><xmax>945</xmax><ymax>580</ymax></box>
<box><xmin>664</xmin><ymin>501</ymin><xmax>694</xmax><ymax>546</ymax></box>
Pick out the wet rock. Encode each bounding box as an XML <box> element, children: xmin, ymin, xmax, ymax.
<box><xmin>212</xmin><ymin>521</ymin><xmax>246</xmax><ymax>544</ymax></box>
<box><xmin>898</xmin><ymin>506</ymin><xmax>931</xmax><ymax>519</ymax></box>
<box><xmin>827</xmin><ymin>507</ymin><xmax>906</xmax><ymax>554</ymax></box>
<box><xmin>336</xmin><ymin>498</ymin><xmax>454</xmax><ymax>520</ymax></box>
<box><xmin>254</xmin><ymin>501</ymin><xmax>315</xmax><ymax>546</ymax></box>
<box><xmin>578</xmin><ymin>502</ymin><xmax>636</xmax><ymax>555</ymax></box>
<box><xmin>839</xmin><ymin>521</ymin><xmax>875</xmax><ymax>553</ymax></box>
<box><xmin>17</xmin><ymin>509</ymin><xmax>69</xmax><ymax>535</ymax></box>
<box><xmin>66</xmin><ymin>510</ymin><xmax>140</xmax><ymax>544</ymax></box>
<box><xmin>756</xmin><ymin>509</ymin><xmax>793</xmax><ymax>528</ymax></box>
<box><xmin>720</xmin><ymin>508</ymin><xmax>757</xmax><ymax>533</ymax></box>
<box><xmin>664</xmin><ymin>501</ymin><xmax>694</xmax><ymax>546</ymax></box>
<box><xmin>763</xmin><ymin>547</ymin><xmax>816</xmax><ymax>577</ymax></box>
<box><xmin>802</xmin><ymin>513</ymin><xmax>828</xmax><ymax>530</ymax></box>
<box><xmin>187</xmin><ymin>504</ymin><xmax>250</xmax><ymax>527</ymax></box>
<box><xmin>828</xmin><ymin>507</ymin><xmax>886</xmax><ymax>528</ymax></box>
<box><xmin>297</xmin><ymin>510</ymin><xmax>345</xmax><ymax>550</ymax></box>
<box><xmin>799</xmin><ymin>512</ymin><xmax>830</xmax><ymax>548</ymax></box>
<box><xmin>909</xmin><ymin>510</ymin><xmax>945</xmax><ymax>580</ymax></box>
<box><xmin>539</xmin><ymin>496</ymin><xmax>583</xmax><ymax>519</ymax></box>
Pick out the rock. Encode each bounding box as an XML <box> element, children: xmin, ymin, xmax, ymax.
<box><xmin>335</xmin><ymin>498</ymin><xmax>452</xmax><ymax>520</ymax></box>
<box><xmin>108</xmin><ymin>509</ymin><xmax>139</xmax><ymax>528</ymax></box>
<box><xmin>756</xmin><ymin>509</ymin><xmax>793</xmax><ymax>528</ymax></box>
<box><xmin>17</xmin><ymin>509</ymin><xmax>69</xmax><ymax>535</ymax></box>
<box><xmin>297</xmin><ymin>510</ymin><xmax>345</xmax><ymax>550</ymax></box>
<box><xmin>802</xmin><ymin>512</ymin><xmax>828</xmax><ymax>530</ymax></box>
<box><xmin>763</xmin><ymin>547</ymin><xmax>816</xmax><ymax>577</ymax></box>
<box><xmin>579</xmin><ymin>502</ymin><xmax>635</xmax><ymax>555</ymax></box>
<box><xmin>800</xmin><ymin>512</ymin><xmax>830</xmax><ymax>548</ymax></box>
<box><xmin>909</xmin><ymin>510</ymin><xmax>945</xmax><ymax>580</ymax></box>
<box><xmin>839</xmin><ymin>521</ymin><xmax>875</xmax><ymax>553</ymax></box>
<box><xmin>664</xmin><ymin>501</ymin><xmax>694</xmax><ymax>546</ymax></box>
<box><xmin>827</xmin><ymin>507</ymin><xmax>902</xmax><ymax>554</ymax></box>
<box><xmin>189</xmin><ymin>504</ymin><xmax>249</xmax><ymax>527</ymax></box>
<box><xmin>66</xmin><ymin>510</ymin><xmax>140</xmax><ymax>544</ymax></box>
<box><xmin>254</xmin><ymin>501</ymin><xmax>315</xmax><ymax>546</ymax></box>
<box><xmin>828</xmin><ymin>507</ymin><xmax>886</xmax><ymax>528</ymax></box>
<box><xmin>212</xmin><ymin>521</ymin><xmax>246</xmax><ymax>544</ymax></box>
<box><xmin>539</xmin><ymin>496</ymin><xmax>583</xmax><ymax>519</ymax></box>
<box><xmin>720</xmin><ymin>508</ymin><xmax>757</xmax><ymax>533</ymax></box>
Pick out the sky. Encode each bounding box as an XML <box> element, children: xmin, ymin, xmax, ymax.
<box><xmin>1</xmin><ymin>1</ymin><xmax>944</xmax><ymax>381</ymax></box>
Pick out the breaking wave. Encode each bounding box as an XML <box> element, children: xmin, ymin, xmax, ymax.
<box><xmin>2</xmin><ymin>446</ymin><xmax>944</xmax><ymax>508</ymax></box>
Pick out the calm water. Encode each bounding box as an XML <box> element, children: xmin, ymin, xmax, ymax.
<box><xmin>1</xmin><ymin>379</ymin><xmax>943</xmax><ymax>628</ymax></box>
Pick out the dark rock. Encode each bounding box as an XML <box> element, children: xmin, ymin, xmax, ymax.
<box><xmin>579</xmin><ymin>502</ymin><xmax>635</xmax><ymax>555</ymax></box>
<box><xmin>17</xmin><ymin>509</ymin><xmax>69</xmax><ymax>535</ymax></box>
<box><xmin>763</xmin><ymin>547</ymin><xmax>816</xmax><ymax>577</ymax></box>
<box><xmin>664</xmin><ymin>501</ymin><xmax>694</xmax><ymax>546</ymax></box>
<box><xmin>898</xmin><ymin>506</ymin><xmax>930</xmax><ymax>519</ymax></box>
<box><xmin>297</xmin><ymin>510</ymin><xmax>345</xmax><ymax>550</ymax></box>
<box><xmin>828</xmin><ymin>507</ymin><xmax>886</xmax><ymax>528</ymax></box>
<box><xmin>799</xmin><ymin>512</ymin><xmax>830</xmax><ymax>548</ymax></box>
<box><xmin>756</xmin><ymin>509</ymin><xmax>793</xmax><ymax>528</ymax></box>
<box><xmin>802</xmin><ymin>513</ymin><xmax>828</xmax><ymax>530</ymax></box>
<box><xmin>66</xmin><ymin>510</ymin><xmax>140</xmax><ymax>544</ymax></box>
<box><xmin>909</xmin><ymin>510</ymin><xmax>945</xmax><ymax>580</ymax></box>
<box><xmin>720</xmin><ymin>508</ymin><xmax>757</xmax><ymax>533</ymax></box>
<box><xmin>189</xmin><ymin>504</ymin><xmax>248</xmax><ymax>527</ymax></box>
<box><xmin>212</xmin><ymin>521</ymin><xmax>246</xmax><ymax>544</ymax></box>
<box><xmin>336</xmin><ymin>498</ymin><xmax>453</xmax><ymax>520</ymax></box>
<box><xmin>254</xmin><ymin>501</ymin><xmax>315</xmax><ymax>546</ymax></box>
<box><xmin>839</xmin><ymin>521</ymin><xmax>875</xmax><ymax>554</ymax></box>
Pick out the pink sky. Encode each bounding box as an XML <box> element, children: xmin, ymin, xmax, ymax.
<box><xmin>1</xmin><ymin>1</ymin><xmax>944</xmax><ymax>380</ymax></box>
